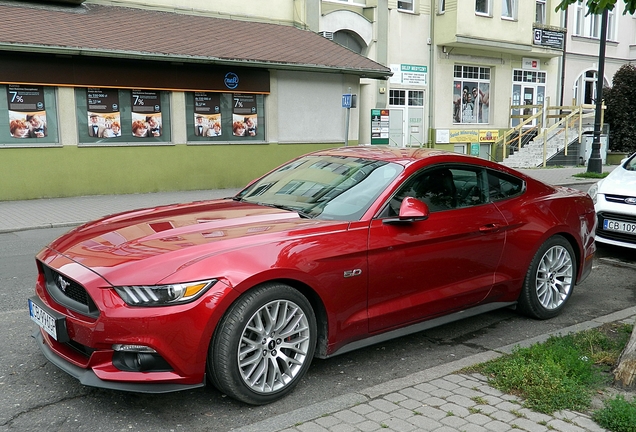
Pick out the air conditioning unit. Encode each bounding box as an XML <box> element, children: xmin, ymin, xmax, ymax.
<box><xmin>318</xmin><ymin>31</ymin><xmax>334</xmax><ymax>40</ymax></box>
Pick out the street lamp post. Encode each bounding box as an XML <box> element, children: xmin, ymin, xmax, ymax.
<box><xmin>587</xmin><ymin>8</ymin><xmax>608</xmax><ymax>174</ymax></box>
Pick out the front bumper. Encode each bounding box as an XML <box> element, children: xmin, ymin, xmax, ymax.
<box><xmin>33</xmin><ymin>329</ymin><xmax>205</xmax><ymax>393</ymax></box>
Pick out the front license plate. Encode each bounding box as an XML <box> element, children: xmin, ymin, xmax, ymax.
<box><xmin>28</xmin><ymin>297</ymin><xmax>69</xmax><ymax>343</ymax></box>
<box><xmin>603</xmin><ymin>219</ymin><xmax>636</xmax><ymax>235</ymax></box>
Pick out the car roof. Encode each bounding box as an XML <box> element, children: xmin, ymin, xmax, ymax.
<box><xmin>310</xmin><ymin>146</ymin><xmax>483</xmax><ymax>167</ymax></box>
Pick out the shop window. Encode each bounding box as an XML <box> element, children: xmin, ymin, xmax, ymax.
<box><xmin>452</xmin><ymin>65</ymin><xmax>491</xmax><ymax>124</ymax></box>
<box><xmin>0</xmin><ymin>85</ymin><xmax>59</xmax><ymax>147</ymax></box>
<box><xmin>76</xmin><ymin>88</ymin><xmax>172</xmax><ymax>145</ymax></box>
<box><xmin>186</xmin><ymin>92</ymin><xmax>265</xmax><ymax>143</ymax></box>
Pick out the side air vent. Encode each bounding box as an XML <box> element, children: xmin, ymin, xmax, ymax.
<box><xmin>318</xmin><ymin>31</ymin><xmax>334</xmax><ymax>40</ymax></box>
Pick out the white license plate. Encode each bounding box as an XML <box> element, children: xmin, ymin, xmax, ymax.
<box><xmin>28</xmin><ymin>297</ymin><xmax>66</xmax><ymax>341</ymax></box>
<box><xmin>603</xmin><ymin>219</ymin><xmax>636</xmax><ymax>235</ymax></box>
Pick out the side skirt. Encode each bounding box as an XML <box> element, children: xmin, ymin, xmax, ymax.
<box><xmin>318</xmin><ymin>301</ymin><xmax>517</xmax><ymax>359</ymax></box>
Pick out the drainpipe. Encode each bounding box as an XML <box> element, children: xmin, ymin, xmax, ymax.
<box><xmin>428</xmin><ymin>0</ymin><xmax>435</xmax><ymax>148</ymax></box>
<box><xmin>559</xmin><ymin>7</ymin><xmax>568</xmax><ymax>107</ymax></box>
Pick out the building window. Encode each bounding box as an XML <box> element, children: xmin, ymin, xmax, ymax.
<box><xmin>475</xmin><ymin>0</ymin><xmax>491</xmax><ymax>15</ymax></box>
<box><xmin>409</xmin><ymin>91</ymin><xmax>424</xmax><ymax>106</ymax></box>
<box><xmin>574</xmin><ymin>2</ymin><xmax>616</xmax><ymax>40</ymax></box>
<box><xmin>535</xmin><ymin>0</ymin><xmax>546</xmax><ymax>24</ymax></box>
<box><xmin>453</xmin><ymin>65</ymin><xmax>491</xmax><ymax>124</ymax></box>
<box><xmin>1</xmin><ymin>85</ymin><xmax>59</xmax><ymax>146</ymax></box>
<box><xmin>76</xmin><ymin>88</ymin><xmax>172</xmax><ymax>145</ymax></box>
<box><xmin>439</xmin><ymin>0</ymin><xmax>446</xmax><ymax>13</ymax></box>
<box><xmin>398</xmin><ymin>0</ymin><xmax>414</xmax><ymax>12</ymax></box>
<box><xmin>502</xmin><ymin>0</ymin><xmax>517</xmax><ymax>19</ymax></box>
<box><xmin>186</xmin><ymin>92</ymin><xmax>265</xmax><ymax>143</ymax></box>
<box><xmin>389</xmin><ymin>89</ymin><xmax>406</xmax><ymax>106</ymax></box>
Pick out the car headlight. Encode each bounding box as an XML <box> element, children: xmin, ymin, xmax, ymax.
<box><xmin>114</xmin><ymin>279</ymin><xmax>217</xmax><ymax>306</ymax></box>
<box><xmin>587</xmin><ymin>183</ymin><xmax>598</xmax><ymax>204</ymax></box>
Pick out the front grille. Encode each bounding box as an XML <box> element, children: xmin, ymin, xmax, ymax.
<box><xmin>40</xmin><ymin>262</ymin><xmax>100</xmax><ymax>317</ymax></box>
<box><xmin>596</xmin><ymin>211</ymin><xmax>636</xmax><ymax>245</ymax></box>
<box><xmin>605</xmin><ymin>194</ymin><xmax>636</xmax><ymax>205</ymax></box>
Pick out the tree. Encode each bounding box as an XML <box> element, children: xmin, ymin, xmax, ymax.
<box><xmin>603</xmin><ymin>64</ymin><xmax>636</xmax><ymax>154</ymax></box>
<box><xmin>555</xmin><ymin>0</ymin><xmax>636</xmax><ymax>14</ymax></box>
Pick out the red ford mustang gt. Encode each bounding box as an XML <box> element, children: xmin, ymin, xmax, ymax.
<box><xmin>29</xmin><ymin>146</ymin><xmax>596</xmax><ymax>404</ymax></box>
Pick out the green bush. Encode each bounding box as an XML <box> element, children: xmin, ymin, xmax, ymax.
<box><xmin>593</xmin><ymin>395</ymin><xmax>636</xmax><ymax>432</ymax></box>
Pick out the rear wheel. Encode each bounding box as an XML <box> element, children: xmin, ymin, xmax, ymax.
<box><xmin>208</xmin><ymin>283</ymin><xmax>316</xmax><ymax>405</ymax></box>
<box><xmin>517</xmin><ymin>235</ymin><xmax>576</xmax><ymax>320</ymax></box>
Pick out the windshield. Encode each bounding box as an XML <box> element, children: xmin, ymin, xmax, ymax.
<box><xmin>236</xmin><ymin>154</ymin><xmax>403</xmax><ymax>220</ymax></box>
<box><xmin>624</xmin><ymin>153</ymin><xmax>636</xmax><ymax>171</ymax></box>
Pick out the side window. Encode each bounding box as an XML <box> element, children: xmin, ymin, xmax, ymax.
<box><xmin>383</xmin><ymin>167</ymin><xmax>459</xmax><ymax>216</ymax></box>
<box><xmin>487</xmin><ymin>170</ymin><xmax>524</xmax><ymax>201</ymax></box>
<box><xmin>450</xmin><ymin>167</ymin><xmax>486</xmax><ymax>208</ymax></box>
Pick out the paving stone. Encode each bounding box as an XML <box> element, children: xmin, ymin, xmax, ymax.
<box><xmin>438</xmin><ymin>402</ymin><xmax>471</xmax><ymax>418</ymax></box>
<box><xmin>483</xmin><ymin>419</ymin><xmax>515</xmax><ymax>432</ymax></box>
<box><xmin>355</xmin><ymin>420</ymin><xmax>381</xmax><ymax>432</ymax></box>
<box><xmin>329</xmin><ymin>424</ymin><xmax>357</xmax><ymax>432</ymax></box>
<box><xmin>398</xmin><ymin>398</ymin><xmax>423</xmax><ymax>410</ymax></box>
<box><xmin>350</xmin><ymin>404</ymin><xmax>376</xmax><ymax>416</ymax></box>
<box><xmin>380</xmin><ymin>416</ymin><xmax>416</xmax><ymax>432</ymax></box>
<box><xmin>439</xmin><ymin>414</ymin><xmax>468</xmax><ymax>428</ymax></box>
<box><xmin>446</xmin><ymin>393</ymin><xmax>476</xmax><ymax>408</ymax></box>
<box><xmin>368</xmin><ymin>399</ymin><xmax>400</xmax><ymax>413</ymax></box>
<box><xmin>510</xmin><ymin>417</ymin><xmax>550</xmax><ymax>432</ymax></box>
<box><xmin>333</xmin><ymin>410</ymin><xmax>365</xmax><ymax>424</ymax></box>
<box><xmin>464</xmin><ymin>413</ymin><xmax>493</xmax><ymax>426</ymax></box>
<box><xmin>430</xmin><ymin>377</ymin><xmax>460</xmax><ymax>391</ymax></box>
<box><xmin>314</xmin><ymin>416</ymin><xmax>341</xmax><ymax>428</ymax></box>
<box><xmin>546</xmin><ymin>418</ymin><xmax>586</xmax><ymax>432</ymax></box>
<box><xmin>296</xmin><ymin>422</ymin><xmax>329</xmax><ymax>432</ymax></box>
<box><xmin>384</xmin><ymin>392</ymin><xmax>408</xmax><ymax>403</ymax></box>
<box><xmin>399</xmin><ymin>387</ymin><xmax>429</xmax><ymax>402</ymax></box>
<box><xmin>405</xmin><ymin>414</ymin><xmax>443</xmax><ymax>430</ymax></box>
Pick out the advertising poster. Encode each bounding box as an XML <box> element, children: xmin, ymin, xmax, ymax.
<box><xmin>87</xmin><ymin>88</ymin><xmax>121</xmax><ymax>138</ymax></box>
<box><xmin>232</xmin><ymin>93</ymin><xmax>257</xmax><ymax>137</ymax></box>
<box><xmin>7</xmin><ymin>85</ymin><xmax>47</xmax><ymax>139</ymax></box>
<box><xmin>131</xmin><ymin>90</ymin><xmax>162</xmax><ymax>138</ymax></box>
<box><xmin>194</xmin><ymin>92</ymin><xmax>222</xmax><ymax>137</ymax></box>
<box><xmin>452</xmin><ymin>81</ymin><xmax>489</xmax><ymax>124</ymax></box>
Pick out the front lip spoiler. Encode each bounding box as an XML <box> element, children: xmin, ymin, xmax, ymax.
<box><xmin>32</xmin><ymin>330</ymin><xmax>206</xmax><ymax>394</ymax></box>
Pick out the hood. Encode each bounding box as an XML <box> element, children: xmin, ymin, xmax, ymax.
<box><xmin>41</xmin><ymin>198</ymin><xmax>346</xmax><ymax>285</ymax></box>
<box><xmin>598</xmin><ymin>166</ymin><xmax>636</xmax><ymax>196</ymax></box>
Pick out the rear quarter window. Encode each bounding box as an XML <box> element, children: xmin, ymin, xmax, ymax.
<box><xmin>487</xmin><ymin>170</ymin><xmax>524</xmax><ymax>201</ymax></box>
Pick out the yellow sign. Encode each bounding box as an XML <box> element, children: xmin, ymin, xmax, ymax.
<box><xmin>479</xmin><ymin>130</ymin><xmax>499</xmax><ymax>142</ymax></box>
<box><xmin>449</xmin><ymin>129</ymin><xmax>479</xmax><ymax>143</ymax></box>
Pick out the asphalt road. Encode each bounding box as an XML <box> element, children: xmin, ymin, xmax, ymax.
<box><xmin>1</xmin><ymin>224</ymin><xmax>635</xmax><ymax>432</ymax></box>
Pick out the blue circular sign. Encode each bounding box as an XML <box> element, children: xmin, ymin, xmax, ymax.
<box><xmin>224</xmin><ymin>72</ymin><xmax>239</xmax><ymax>90</ymax></box>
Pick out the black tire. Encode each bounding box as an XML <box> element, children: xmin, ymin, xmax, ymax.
<box><xmin>208</xmin><ymin>283</ymin><xmax>317</xmax><ymax>405</ymax></box>
<box><xmin>517</xmin><ymin>235</ymin><xmax>577</xmax><ymax>320</ymax></box>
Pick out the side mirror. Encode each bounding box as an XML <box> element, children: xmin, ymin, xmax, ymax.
<box><xmin>384</xmin><ymin>197</ymin><xmax>430</xmax><ymax>224</ymax></box>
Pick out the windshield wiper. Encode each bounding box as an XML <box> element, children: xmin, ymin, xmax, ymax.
<box><xmin>257</xmin><ymin>202</ymin><xmax>312</xmax><ymax>219</ymax></box>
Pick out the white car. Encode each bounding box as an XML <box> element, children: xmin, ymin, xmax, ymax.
<box><xmin>588</xmin><ymin>153</ymin><xmax>636</xmax><ymax>249</ymax></box>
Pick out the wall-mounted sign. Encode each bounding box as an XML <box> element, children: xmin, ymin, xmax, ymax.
<box><xmin>389</xmin><ymin>64</ymin><xmax>428</xmax><ymax>86</ymax></box>
<box><xmin>449</xmin><ymin>129</ymin><xmax>479</xmax><ymax>143</ymax></box>
<box><xmin>533</xmin><ymin>27</ymin><xmax>565</xmax><ymax>50</ymax></box>
<box><xmin>479</xmin><ymin>130</ymin><xmax>499</xmax><ymax>142</ymax></box>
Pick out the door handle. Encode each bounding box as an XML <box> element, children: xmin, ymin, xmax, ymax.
<box><xmin>479</xmin><ymin>223</ymin><xmax>502</xmax><ymax>233</ymax></box>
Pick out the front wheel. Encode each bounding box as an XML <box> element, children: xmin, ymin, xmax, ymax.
<box><xmin>208</xmin><ymin>283</ymin><xmax>317</xmax><ymax>405</ymax></box>
<box><xmin>517</xmin><ymin>235</ymin><xmax>577</xmax><ymax>320</ymax></box>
